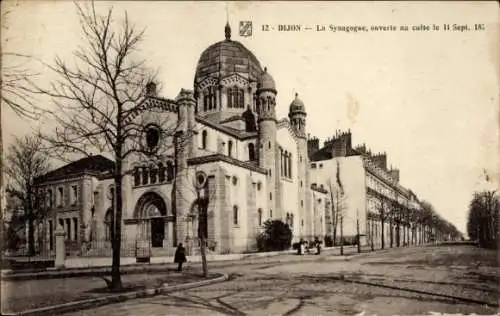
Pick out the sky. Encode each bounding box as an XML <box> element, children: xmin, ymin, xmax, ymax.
<box><xmin>2</xmin><ymin>1</ymin><xmax>498</xmax><ymax>234</ymax></box>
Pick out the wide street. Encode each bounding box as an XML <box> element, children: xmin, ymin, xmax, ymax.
<box><xmin>63</xmin><ymin>244</ymin><xmax>499</xmax><ymax>315</ymax></box>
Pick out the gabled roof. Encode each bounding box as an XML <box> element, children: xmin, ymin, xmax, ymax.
<box><xmin>196</xmin><ymin>115</ymin><xmax>257</xmax><ymax>140</ymax></box>
<box><xmin>35</xmin><ymin>155</ymin><xmax>115</xmax><ymax>184</ymax></box>
<box><xmin>187</xmin><ymin>154</ymin><xmax>267</xmax><ymax>174</ymax></box>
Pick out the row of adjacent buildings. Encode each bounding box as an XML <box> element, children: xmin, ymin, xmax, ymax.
<box><xmin>29</xmin><ymin>22</ymin><xmax>426</xmax><ymax>256</ymax></box>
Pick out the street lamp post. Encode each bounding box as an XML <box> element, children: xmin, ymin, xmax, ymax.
<box><xmin>194</xmin><ymin>170</ymin><xmax>208</xmax><ymax>278</ymax></box>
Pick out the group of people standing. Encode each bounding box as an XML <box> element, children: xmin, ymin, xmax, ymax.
<box><xmin>297</xmin><ymin>237</ymin><xmax>322</xmax><ymax>255</ymax></box>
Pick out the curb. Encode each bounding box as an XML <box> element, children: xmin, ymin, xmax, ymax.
<box><xmin>10</xmin><ymin>273</ymin><xmax>228</xmax><ymax>316</ymax></box>
<box><xmin>2</xmin><ymin>246</ymin><xmax>362</xmax><ymax>281</ymax></box>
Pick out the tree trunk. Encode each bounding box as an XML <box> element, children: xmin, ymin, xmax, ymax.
<box><xmin>26</xmin><ymin>194</ymin><xmax>35</xmax><ymax>256</ymax></box>
<box><xmin>333</xmin><ymin>193</ymin><xmax>339</xmax><ymax>246</ymax></box>
<box><xmin>340</xmin><ymin>214</ymin><xmax>344</xmax><ymax>255</ymax></box>
<box><xmin>396</xmin><ymin>221</ymin><xmax>400</xmax><ymax>247</ymax></box>
<box><xmin>390</xmin><ymin>218</ymin><xmax>393</xmax><ymax>248</ymax></box>
<box><xmin>197</xmin><ymin>191</ymin><xmax>208</xmax><ymax>278</ymax></box>
<box><xmin>28</xmin><ymin>216</ymin><xmax>35</xmax><ymax>256</ymax></box>
<box><xmin>111</xmin><ymin>158</ymin><xmax>123</xmax><ymax>290</ymax></box>
<box><xmin>370</xmin><ymin>220</ymin><xmax>374</xmax><ymax>251</ymax></box>
<box><xmin>356</xmin><ymin>217</ymin><xmax>361</xmax><ymax>253</ymax></box>
<box><xmin>402</xmin><ymin>222</ymin><xmax>405</xmax><ymax>246</ymax></box>
<box><xmin>381</xmin><ymin>217</ymin><xmax>385</xmax><ymax>250</ymax></box>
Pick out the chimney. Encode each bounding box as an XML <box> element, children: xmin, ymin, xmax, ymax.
<box><xmin>331</xmin><ymin>129</ymin><xmax>352</xmax><ymax>157</ymax></box>
<box><xmin>308</xmin><ymin>137</ymin><xmax>320</xmax><ymax>157</ymax></box>
<box><xmin>390</xmin><ymin>168</ymin><xmax>400</xmax><ymax>182</ymax></box>
<box><xmin>372</xmin><ymin>153</ymin><xmax>387</xmax><ymax>170</ymax></box>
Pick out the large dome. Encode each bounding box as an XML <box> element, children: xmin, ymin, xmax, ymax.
<box><xmin>194</xmin><ymin>23</ymin><xmax>263</xmax><ymax>84</ymax></box>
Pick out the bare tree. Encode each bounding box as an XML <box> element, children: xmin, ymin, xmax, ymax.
<box><xmin>30</xmin><ymin>2</ymin><xmax>170</xmax><ymax>289</ymax></box>
<box><xmin>1</xmin><ymin>4</ymin><xmax>42</xmax><ymax>119</ymax></box>
<box><xmin>4</xmin><ymin>135</ymin><xmax>51</xmax><ymax>256</ymax></box>
<box><xmin>1</xmin><ymin>5</ymin><xmax>43</xmax><ymax>249</ymax></box>
<box><xmin>366</xmin><ymin>210</ymin><xmax>377</xmax><ymax>251</ymax></box>
<box><xmin>327</xmin><ymin>179</ymin><xmax>339</xmax><ymax>246</ymax></box>
<box><xmin>332</xmin><ymin>160</ymin><xmax>348</xmax><ymax>255</ymax></box>
<box><xmin>376</xmin><ymin>198</ymin><xmax>390</xmax><ymax>250</ymax></box>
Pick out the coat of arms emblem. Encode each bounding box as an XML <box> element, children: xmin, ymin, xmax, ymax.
<box><xmin>239</xmin><ymin>21</ymin><xmax>252</xmax><ymax>37</ymax></box>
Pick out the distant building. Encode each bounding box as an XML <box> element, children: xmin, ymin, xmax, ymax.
<box><xmin>33</xmin><ymin>155</ymin><xmax>115</xmax><ymax>253</ymax></box>
<box><xmin>308</xmin><ymin>130</ymin><xmax>424</xmax><ymax>246</ymax></box>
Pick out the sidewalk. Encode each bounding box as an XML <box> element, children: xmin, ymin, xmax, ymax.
<box><xmin>1</xmin><ymin>268</ymin><xmax>227</xmax><ymax>315</ymax></box>
<box><xmin>2</xmin><ymin>245</ymin><xmax>361</xmax><ymax>281</ymax></box>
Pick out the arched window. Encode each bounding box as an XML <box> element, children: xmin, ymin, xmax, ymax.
<box><xmin>288</xmin><ymin>154</ymin><xmax>292</xmax><ymax>178</ymax></box>
<box><xmin>166</xmin><ymin>161</ymin><xmax>174</xmax><ymax>181</ymax></box>
<box><xmin>203</xmin><ymin>91</ymin><xmax>208</xmax><ymax>111</ymax></box>
<box><xmin>227</xmin><ymin>87</ymin><xmax>233</xmax><ymax>108</ymax></box>
<box><xmin>284</xmin><ymin>151</ymin><xmax>288</xmax><ymax>177</ymax></box>
<box><xmin>210</xmin><ymin>86</ymin><xmax>216</xmax><ymax>110</ymax></box>
<box><xmin>158</xmin><ymin>163</ymin><xmax>165</xmax><ymax>182</ymax></box>
<box><xmin>253</xmin><ymin>94</ymin><xmax>257</xmax><ymax>112</ymax></box>
<box><xmin>286</xmin><ymin>213</ymin><xmax>290</xmax><ymax>226</ymax></box>
<box><xmin>228</xmin><ymin>140</ymin><xmax>233</xmax><ymax>157</ymax></box>
<box><xmin>248</xmin><ymin>143</ymin><xmax>255</xmax><ymax>161</ymax></box>
<box><xmin>227</xmin><ymin>87</ymin><xmax>244</xmax><ymax>108</ymax></box>
<box><xmin>258</xmin><ymin>208</ymin><xmax>262</xmax><ymax>226</ymax></box>
<box><xmin>142</xmin><ymin>167</ymin><xmax>149</xmax><ymax>185</ymax></box>
<box><xmin>238</xmin><ymin>89</ymin><xmax>244</xmax><ymax>108</ymax></box>
<box><xmin>150</xmin><ymin>166</ymin><xmax>157</xmax><ymax>184</ymax></box>
<box><xmin>203</xmin><ymin>87</ymin><xmax>216</xmax><ymax>111</ymax></box>
<box><xmin>233</xmin><ymin>205</ymin><xmax>238</xmax><ymax>225</ymax></box>
<box><xmin>134</xmin><ymin>167</ymin><xmax>141</xmax><ymax>186</ymax></box>
<box><xmin>202</xmin><ymin>130</ymin><xmax>208</xmax><ymax>149</ymax></box>
<box><xmin>280</xmin><ymin>148</ymin><xmax>284</xmax><ymax>176</ymax></box>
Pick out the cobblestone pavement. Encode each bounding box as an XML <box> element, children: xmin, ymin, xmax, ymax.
<box><xmin>62</xmin><ymin>245</ymin><xmax>500</xmax><ymax>315</ymax></box>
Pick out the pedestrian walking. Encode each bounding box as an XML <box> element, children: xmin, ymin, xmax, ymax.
<box><xmin>174</xmin><ymin>243</ymin><xmax>187</xmax><ymax>272</ymax></box>
<box><xmin>314</xmin><ymin>236</ymin><xmax>321</xmax><ymax>255</ymax></box>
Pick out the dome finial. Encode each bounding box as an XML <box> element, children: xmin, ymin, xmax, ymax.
<box><xmin>295</xmin><ymin>92</ymin><xmax>299</xmax><ymax>98</ymax></box>
<box><xmin>264</xmin><ymin>67</ymin><xmax>267</xmax><ymax>72</ymax></box>
<box><xmin>225</xmin><ymin>22</ymin><xmax>231</xmax><ymax>40</ymax></box>
<box><xmin>225</xmin><ymin>4</ymin><xmax>231</xmax><ymax>40</ymax></box>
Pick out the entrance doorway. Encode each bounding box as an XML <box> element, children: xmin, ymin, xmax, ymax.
<box><xmin>151</xmin><ymin>218</ymin><xmax>165</xmax><ymax>248</ymax></box>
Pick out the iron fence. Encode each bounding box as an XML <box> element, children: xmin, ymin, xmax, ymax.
<box><xmin>68</xmin><ymin>237</ymin><xmax>152</xmax><ymax>258</ymax></box>
<box><xmin>1</xmin><ymin>235</ymin><xmax>55</xmax><ymax>270</ymax></box>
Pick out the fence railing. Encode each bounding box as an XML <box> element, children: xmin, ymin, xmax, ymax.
<box><xmin>68</xmin><ymin>237</ymin><xmax>152</xmax><ymax>258</ymax></box>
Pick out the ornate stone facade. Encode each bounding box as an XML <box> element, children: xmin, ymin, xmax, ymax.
<box><xmin>34</xmin><ymin>23</ymin><xmax>331</xmax><ymax>255</ymax></box>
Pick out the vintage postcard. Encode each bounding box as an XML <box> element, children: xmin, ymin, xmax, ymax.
<box><xmin>1</xmin><ymin>1</ymin><xmax>498</xmax><ymax>315</ymax></box>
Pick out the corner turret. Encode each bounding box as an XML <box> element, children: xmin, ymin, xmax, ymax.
<box><xmin>288</xmin><ymin>93</ymin><xmax>307</xmax><ymax>138</ymax></box>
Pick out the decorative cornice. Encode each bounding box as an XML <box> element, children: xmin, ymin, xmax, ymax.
<box><xmin>187</xmin><ymin>154</ymin><xmax>268</xmax><ymax>175</ymax></box>
<box><xmin>197</xmin><ymin>76</ymin><xmax>219</xmax><ymax>91</ymax></box>
<box><xmin>220</xmin><ymin>73</ymin><xmax>249</xmax><ymax>87</ymax></box>
<box><xmin>125</xmin><ymin>96</ymin><xmax>178</xmax><ymax>124</ymax></box>
<box><xmin>35</xmin><ymin>171</ymin><xmax>104</xmax><ymax>187</ymax></box>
